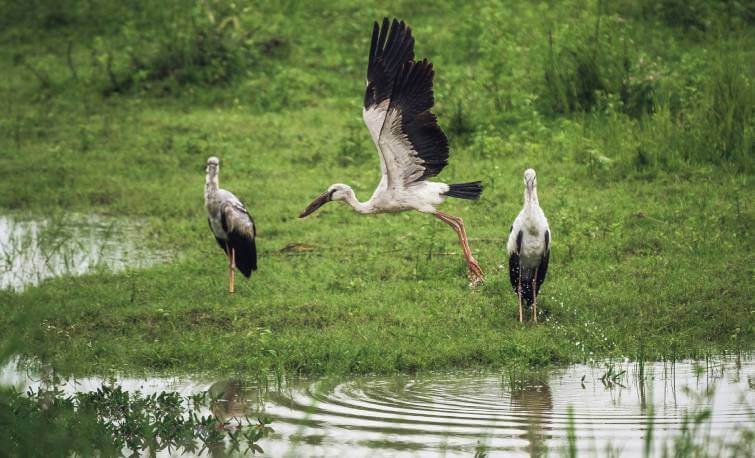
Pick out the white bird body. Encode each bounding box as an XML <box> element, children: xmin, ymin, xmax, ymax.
<box><xmin>360</xmin><ymin>181</ymin><xmax>449</xmax><ymax>214</ymax></box>
<box><xmin>508</xmin><ymin>204</ymin><xmax>549</xmax><ymax>269</ymax></box>
<box><xmin>508</xmin><ymin>169</ymin><xmax>550</xmax><ymax>322</ymax></box>
<box><xmin>300</xmin><ymin>18</ymin><xmax>485</xmax><ymax>285</ymax></box>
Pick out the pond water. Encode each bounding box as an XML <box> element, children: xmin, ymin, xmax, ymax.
<box><xmin>0</xmin><ymin>213</ymin><xmax>166</xmax><ymax>291</ymax></box>
<box><xmin>1</xmin><ymin>356</ymin><xmax>752</xmax><ymax>457</ymax></box>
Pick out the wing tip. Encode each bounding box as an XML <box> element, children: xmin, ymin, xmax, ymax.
<box><xmin>365</xmin><ymin>16</ymin><xmax>417</xmax><ymax>110</ymax></box>
<box><xmin>369</xmin><ymin>16</ymin><xmax>415</xmax><ymax>63</ymax></box>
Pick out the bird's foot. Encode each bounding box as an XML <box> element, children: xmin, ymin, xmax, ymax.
<box><xmin>466</xmin><ymin>261</ymin><xmax>485</xmax><ymax>288</ymax></box>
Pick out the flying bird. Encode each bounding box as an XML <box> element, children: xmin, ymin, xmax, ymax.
<box><xmin>299</xmin><ymin>18</ymin><xmax>485</xmax><ymax>286</ymax></box>
<box><xmin>507</xmin><ymin>169</ymin><xmax>550</xmax><ymax>322</ymax></box>
<box><xmin>205</xmin><ymin>156</ymin><xmax>257</xmax><ymax>293</ymax></box>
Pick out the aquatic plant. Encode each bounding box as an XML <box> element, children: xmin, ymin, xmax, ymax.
<box><xmin>0</xmin><ymin>382</ymin><xmax>273</xmax><ymax>456</ymax></box>
<box><xmin>600</xmin><ymin>363</ymin><xmax>627</xmax><ymax>388</ymax></box>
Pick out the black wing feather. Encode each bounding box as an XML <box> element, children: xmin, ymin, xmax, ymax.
<box><xmin>226</xmin><ymin>205</ymin><xmax>257</xmax><ymax>278</ymax></box>
<box><xmin>536</xmin><ymin>250</ymin><xmax>549</xmax><ymax>294</ymax></box>
<box><xmin>389</xmin><ymin>59</ymin><xmax>449</xmax><ymax>181</ymax></box>
<box><xmin>220</xmin><ymin>210</ymin><xmax>229</xmax><ymax>233</ymax></box>
<box><xmin>516</xmin><ymin>230</ymin><xmax>523</xmax><ymax>255</ymax></box>
<box><xmin>227</xmin><ymin>230</ymin><xmax>257</xmax><ymax>278</ymax></box>
<box><xmin>364</xmin><ymin>18</ymin><xmax>414</xmax><ymax>110</ymax></box>
<box><xmin>536</xmin><ymin>230</ymin><xmax>550</xmax><ymax>293</ymax></box>
<box><xmin>364</xmin><ymin>17</ymin><xmax>451</xmax><ymax>183</ymax></box>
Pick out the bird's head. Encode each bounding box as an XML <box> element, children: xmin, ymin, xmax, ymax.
<box><xmin>299</xmin><ymin>184</ymin><xmax>353</xmax><ymax>218</ymax></box>
<box><xmin>206</xmin><ymin>156</ymin><xmax>220</xmax><ymax>174</ymax></box>
<box><xmin>524</xmin><ymin>168</ymin><xmax>537</xmax><ymax>191</ymax></box>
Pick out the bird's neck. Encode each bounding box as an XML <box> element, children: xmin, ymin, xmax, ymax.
<box><xmin>524</xmin><ymin>188</ymin><xmax>539</xmax><ymax>209</ymax></box>
<box><xmin>345</xmin><ymin>191</ymin><xmax>374</xmax><ymax>214</ymax></box>
<box><xmin>205</xmin><ymin>173</ymin><xmax>219</xmax><ymax>205</ymax></box>
<box><xmin>206</xmin><ymin>173</ymin><xmax>219</xmax><ymax>193</ymax></box>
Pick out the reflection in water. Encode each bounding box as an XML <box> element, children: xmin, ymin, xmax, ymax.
<box><xmin>510</xmin><ymin>375</ymin><xmax>553</xmax><ymax>457</ymax></box>
<box><xmin>208</xmin><ymin>379</ymin><xmax>266</xmax><ymax>423</ymax></box>
<box><xmin>0</xmin><ymin>213</ymin><xmax>166</xmax><ymax>291</ymax></box>
<box><xmin>1</xmin><ymin>357</ymin><xmax>753</xmax><ymax>457</ymax></box>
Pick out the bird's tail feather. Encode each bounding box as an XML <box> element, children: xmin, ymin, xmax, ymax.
<box><xmin>446</xmin><ymin>181</ymin><xmax>483</xmax><ymax>200</ymax></box>
<box><xmin>228</xmin><ymin>232</ymin><xmax>257</xmax><ymax>278</ymax></box>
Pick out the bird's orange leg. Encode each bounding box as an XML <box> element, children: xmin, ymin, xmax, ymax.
<box><xmin>450</xmin><ymin>215</ymin><xmax>485</xmax><ymax>285</ymax></box>
<box><xmin>517</xmin><ymin>271</ymin><xmax>523</xmax><ymax>322</ymax></box>
<box><xmin>448</xmin><ymin>214</ymin><xmax>485</xmax><ymax>283</ymax></box>
<box><xmin>228</xmin><ymin>246</ymin><xmax>236</xmax><ymax>294</ymax></box>
<box><xmin>532</xmin><ymin>267</ymin><xmax>538</xmax><ymax>323</ymax></box>
<box><xmin>434</xmin><ymin>212</ymin><xmax>484</xmax><ymax>287</ymax></box>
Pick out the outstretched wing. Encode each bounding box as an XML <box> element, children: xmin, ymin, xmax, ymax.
<box><xmin>363</xmin><ymin>18</ymin><xmax>415</xmax><ymax>186</ymax></box>
<box><xmin>362</xmin><ymin>18</ymin><xmax>449</xmax><ymax>189</ymax></box>
<box><xmin>379</xmin><ymin>59</ymin><xmax>449</xmax><ymax>186</ymax></box>
<box><xmin>363</xmin><ymin>18</ymin><xmax>414</xmax><ymax>118</ymax></box>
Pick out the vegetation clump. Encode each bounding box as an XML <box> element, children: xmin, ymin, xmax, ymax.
<box><xmin>102</xmin><ymin>2</ymin><xmax>261</xmax><ymax>95</ymax></box>
<box><xmin>0</xmin><ymin>381</ymin><xmax>273</xmax><ymax>456</ymax></box>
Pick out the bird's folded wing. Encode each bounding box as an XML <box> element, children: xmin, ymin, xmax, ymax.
<box><xmin>221</xmin><ymin>198</ymin><xmax>255</xmax><ymax>238</ymax></box>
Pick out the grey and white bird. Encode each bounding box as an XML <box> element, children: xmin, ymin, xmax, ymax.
<box><xmin>204</xmin><ymin>156</ymin><xmax>257</xmax><ymax>293</ymax></box>
<box><xmin>299</xmin><ymin>18</ymin><xmax>485</xmax><ymax>286</ymax></box>
<box><xmin>507</xmin><ymin>169</ymin><xmax>550</xmax><ymax>322</ymax></box>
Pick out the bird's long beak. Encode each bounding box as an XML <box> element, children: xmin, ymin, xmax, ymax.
<box><xmin>299</xmin><ymin>191</ymin><xmax>332</xmax><ymax>218</ymax></box>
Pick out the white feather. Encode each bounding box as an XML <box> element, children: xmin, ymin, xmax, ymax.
<box><xmin>360</xmin><ymin>103</ymin><xmax>447</xmax><ymax>214</ymax></box>
<box><xmin>507</xmin><ymin>171</ymin><xmax>550</xmax><ymax>269</ymax></box>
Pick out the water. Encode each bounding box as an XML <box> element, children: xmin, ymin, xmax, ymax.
<box><xmin>1</xmin><ymin>357</ymin><xmax>752</xmax><ymax>457</ymax></box>
<box><xmin>0</xmin><ymin>213</ymin><xmax>166</xmax><ymax>291</ymax></box>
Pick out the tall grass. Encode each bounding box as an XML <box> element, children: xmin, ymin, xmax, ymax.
<box><xmin>3</xmin><ymin>0</ymin><xmax>751</xmax><ymax>171</ymax></box>
<box><xmin>541</xmin><ymin>4</ymin><xmax>753</xmax><ymax>173</ymax></box>
<box><xmin>686</xmin><ymin>52</ymin><xmax>753</xmax><ymax>166</ymax></box>
<box><xmin>100</xmin><ymin>1</ymin><xmax>261</xmax><ymax>95</ymax></box>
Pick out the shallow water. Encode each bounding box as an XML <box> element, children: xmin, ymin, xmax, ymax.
<box><xmin>1</xmin><ymin>357</ymin><xmax>752</xmax><ymax>457</ymax></box>
<box><xmin>0</xmin><ymin>213</ymin><xmax>166</xmax><ymax>291</ymax></box>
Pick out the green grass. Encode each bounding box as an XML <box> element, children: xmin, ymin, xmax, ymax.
<box><xmin>0</xmin><ymin>0</ymin><xmax>753</xmax><ymax>376</ymax></box>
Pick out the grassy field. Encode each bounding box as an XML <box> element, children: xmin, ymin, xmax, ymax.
<box><xmin>0</xmin><ymin>0</ymin><xmax>752</xmax><ymax>376</ymax></box>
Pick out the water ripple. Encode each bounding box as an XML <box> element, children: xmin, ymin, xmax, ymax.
<box><xmin>2</xmin><ymin>357</ymin><xmax>751</xmax><ymax>457</ymax></box>
<box><xmin>255</xmin><ymin>359</ymin><xmax>753</xmax><ymax>457</ymax></box>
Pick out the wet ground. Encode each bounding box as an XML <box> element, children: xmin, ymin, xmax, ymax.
<box><xmin>0</xmin><ymin>213</ymin><xmax>166</xmax><ymax>290</ymax></box>
<box><xmin>1</xmin><ymin>357</ymin><xmax>752</xmax><ymax>457</ymax></box>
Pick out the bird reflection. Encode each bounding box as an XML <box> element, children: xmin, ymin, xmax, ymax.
<box><xmin>510</xmin><ymin>376</ymin><xmax>553</xmax><ymax>457</ymax></box>
<box><xmin>207</xmin><ymin>379</ymin><xmax>258</xmax><ymax>421</ymax></box>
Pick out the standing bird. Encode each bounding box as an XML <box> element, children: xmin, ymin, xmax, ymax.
<box><xmin>204</xmin><ymin>156</ymin><xmax>257</xmax><ymax>293</ymax></box>
<box><xmin>507</xmin><ymin>169</ymin><xmax>550</xmax><ymax>322</ymax></box>
<box><xmin>299</xmin><ymin>18</ymin><xmax>485</xmax><ymax>286</ymax></box>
